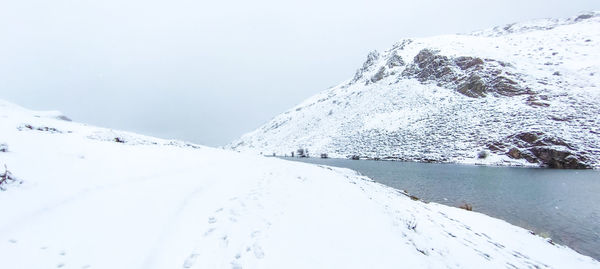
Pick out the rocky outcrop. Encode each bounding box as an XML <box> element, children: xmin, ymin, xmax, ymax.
<box><xmin>487</xmin><ymin>132</ymin><xmax>590</xmax><ymax>169</ymax></box>
<box><xmin>386</xmin><ymin>54</ymin><xmax>405</xmax><ymax>68</ymax></box>
<box><xmin>370</xmin><ymin>67</ymin><xmax>387</xmax><ymax>83</ymax></box>
<box><xmin>402</xmin><ymin>49</ymin><xmax>529</xmax><ymax>98</ymax></box>
<box><xmin>353</xmin><ymin>51</ymin><xmax>380</xmax><ymax>82</ymax></box>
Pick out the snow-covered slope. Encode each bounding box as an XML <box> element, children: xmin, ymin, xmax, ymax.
<box><xmin>229</xmin><ymin>12</ymin><xmax>600</xmax><ymax>169</ymax></box>
<box><xmin>1</xmin><ymin>101</ymin><xmax>599</xmax><ymax>268</ymax></box>
<box><xmin>1</xmin><ymin>100</ymin><xmax>599</xmax><ymax>268</ymax></box>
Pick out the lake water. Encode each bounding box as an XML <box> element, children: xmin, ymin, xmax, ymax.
<box><xmin>280</xmin><ymin>157</ymin><xmax>600</xmax><ymax>260</ymax></box>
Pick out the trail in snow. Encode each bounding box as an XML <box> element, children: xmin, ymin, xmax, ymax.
<box><xmin>0</xmin><ymin>99</ymin><xmax>599</xmax><ymax>268</ymax></box>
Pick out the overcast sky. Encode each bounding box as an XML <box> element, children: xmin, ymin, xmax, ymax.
<box><xmin>0</xmin><ymin>0</ymin><xmax>598</xmax><ymax>146</ymax></box>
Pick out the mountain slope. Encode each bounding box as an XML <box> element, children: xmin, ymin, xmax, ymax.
<box><xmin>229</xmin><ymin>12</ymin><xmax>600</xmax><ymax>168</ymax></box>
<box><xmin>1</xmin><ymin>100</ymin><xmax>599</xmax><ymax>268</ymax></box>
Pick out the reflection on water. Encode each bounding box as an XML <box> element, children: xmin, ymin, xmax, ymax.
<box><xmin>280</xmin><ymin>157</ymin><xmax>600</xmax><ymax>260</ymax></box>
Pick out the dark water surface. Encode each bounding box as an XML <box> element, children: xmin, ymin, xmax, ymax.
<box><xmin>280</xmin><ymin>157</ymin><xmax>600</xmax><ymax>260</ymax></box>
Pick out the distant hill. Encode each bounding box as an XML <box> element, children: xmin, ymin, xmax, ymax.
<box><xmin>229</xmin><ymin>12</ymin><xmax>600</xmax><ymax>169</ymax></box>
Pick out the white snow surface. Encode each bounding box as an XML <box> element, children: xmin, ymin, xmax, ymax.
<box><xmin>228</xmin><ymin>12</ymin><xmax>600</xmax><ymax>168</ymax></box>
<box><xmin>0</xmin><ymin>100</ymin><xmax>598</xmax><ymax>268</ymax></box>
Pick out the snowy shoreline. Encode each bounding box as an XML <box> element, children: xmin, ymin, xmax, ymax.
<box><xmin>268</xmin><ymin>155</ymin><xmax>564</xmax><ymax>170</ymax></box>
<box><xmin>1</xmin><ymin>100</ymin><xmax>599</xmax><ymax>268</ymax></box>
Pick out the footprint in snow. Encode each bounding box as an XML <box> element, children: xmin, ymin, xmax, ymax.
<box><xmin>251</xmin><ymin>231</ymin><xmax>261</xmax><ymax>238</ymax></box>
<box><xmin>252</xmin><ymin>244</ymin><xmax>265</xmax><ymax>259</ymax></box>
<box><xmin>229</xmin><ymin>209</ymin><xmax>240</xmax><ymax>217</ymax></box>
<box><xmin>231</xmin><ymin>261</ymin><xmax>242</xmax><ymax>269</ymax></box>
<box><xmin>182</xmin><ymin>253</ymin><xmax>199</xmax><ymax>268</ymax></box>
<box><xmin>204</xmin><ymin>228</ymin><xmax>216</xmax><ymax>237</ymax></box>
<box><xmin>221</xmin><ymin>235</ymin><xmax>230</xmax><ymax>247</ymax></box>
<box><xmin>208</xmin><ymin>217</ymin><xmax>217</xmax><ymax>224</ymax></box>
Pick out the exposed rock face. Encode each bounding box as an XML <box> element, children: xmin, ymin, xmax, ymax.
<box><xmin>530</xmin><ymin>147</ymin><xmax>588</xmax><ymax>169</ymax></box>
<box><xmin>353</xmin><ymin>51</ymin><xmax>380</xmax><ymax>82</ymax></box>
<box><xmin>386</xmin><ymin>54</ymin><xmax>405</xmax><ymax>68</ymax></box>
<box><xmin>508</xmin><ymin>148</ymin><xmax>522</xmax><ymax>159</ymax></box>
<box><xmin>402</xmin><ymin>49</ymin><xmax>527</xmax><ymax>98</ymax></box>
<box><xmin>458</xmin><ymin>74</ymin><xmax>487</xmax><ymax>97</ymax></box>
<box><xmin>488</xmin><ymin>132</ymin><xmax>590</xmax><ymax>169</ymax></box>
<box><xmin>370</xmin><ymin>67</ymin><xmax>387</xmax><ymax>83</ymax></box>
<box><xmin>402</xmin><ymin>49</ymin><xmax>456</xmax><ymax>83</ymax></box>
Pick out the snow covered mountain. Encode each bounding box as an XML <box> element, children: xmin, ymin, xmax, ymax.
<box><xmin>229</xmin><ymin>12</ymin><xmax>600</xmax><ymax>169</ymax></box>
<box><xmin>1</xmin><ymin>99</ymin><xmax>599</xmax><ymax>268</ymax></box>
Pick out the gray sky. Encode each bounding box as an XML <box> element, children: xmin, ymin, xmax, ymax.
<box><xmin>1</xmin><ymin>0</ymin><xmax>598</xmax><ymax>146</ymax></box>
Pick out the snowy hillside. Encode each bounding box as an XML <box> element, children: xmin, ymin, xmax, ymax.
<box><xmin>1</xmin><ymin>100</ymin><xmax>598</xmax><ymax>268</ymax></box>
<box><xmin>229</xmin><ymin>12</ymin><xmax>600</xmax><ymax>169</ymax></box>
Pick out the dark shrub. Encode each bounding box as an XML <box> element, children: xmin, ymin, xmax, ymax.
<box><xmin>459</xmin><ymin>203</ymin><xmax>473</xmax><ymax>211</ymax></box>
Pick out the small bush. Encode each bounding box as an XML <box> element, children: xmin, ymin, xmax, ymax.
<box><xmin>406</xmin><ymin>218</ymin><xmax>417</xmax><ymax>231</ymax></box>
<box><xmin>0</xmin><ymin>165</ymin><xmax>21</xmax><ymax>190</ymax></box>
<box><xmin>459</xmin><ymin>203</ymin><xmax>473</xmax><ymax>211</ymax></box>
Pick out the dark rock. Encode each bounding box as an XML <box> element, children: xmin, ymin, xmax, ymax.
<box><xmin>0</xmin><ymin>143</ymin><xmax>7</xmax><ymax>153</ymax></box>
<box><xmin>457</xmin><ymin>74</ymin><xmax>486</xmax><ymax>97</ymax></box>
<box><xmin>370</xmin><ymin>66</ymin><xmax>386</xmax><ymax>83</ymax></box>
<box><xmin>490</xmin><ymin>76</ymin><xmax>522</xmax><ymax>96</ymax></box>
<box><xmin>386</xmin><ymin>54</ymin><xmax>405</xmax><ymax>68</ymax></box>
<box><xmin>540</xmin><ymin>136</ymin><xmax>573</xmax><ymax>150</ymax></box>
<box><xmin>529</xmin><ymin>147</ymin><xmax>589</xmax><ymax>169</ymax></box>
<box><xmin>520</xmin><ymin>151</ymin><xmax>538</xmax><ymax>163</ymax></box>
<box><xmin>507</xmin><ymin>148</ymin><xmax>522</xmax><ymax>159</ymax></box>
<box><xmin>575</xmin><ymin>13</ymin><xmax>594</xmax><ymax>22</ymax></box>
<box><xmin>454</xmin><ymin>56</ymin><xmax>484</xmax><ymax>70</ymax></box>
<box><xmin>402</xmin><ymin>49</ymin><xmax>526</xmax><ymax>98</ymax></box>
<box><xmin>493</xmin><ymin>131</ymin><xmax>590</xmax><ymax>169</ymax></box>
<box><xmin>409</xmin><ymin>49</ymin><xmax>454</xmax><ymax>82</ymax></box>
<box><xmin>516</xmin><ymin>132</ymin><xmax>540</xmax><ymax>144</ymax></box>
